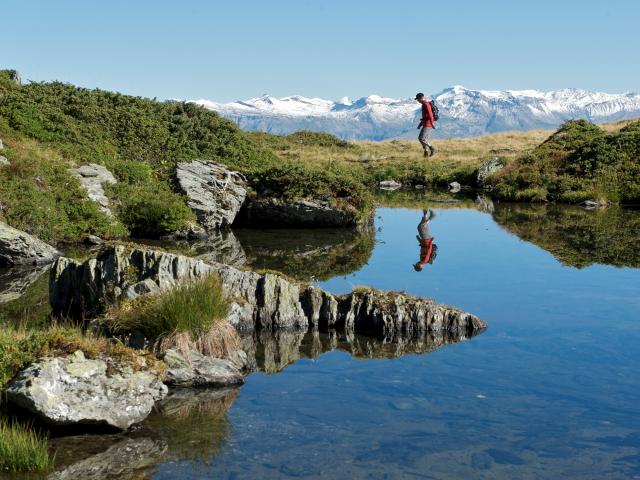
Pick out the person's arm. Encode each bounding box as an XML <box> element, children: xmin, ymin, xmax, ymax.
<box><xmin>418</xmin><ymin>103</ymin><xmax>427</xmax><ymax>128</ymax></box>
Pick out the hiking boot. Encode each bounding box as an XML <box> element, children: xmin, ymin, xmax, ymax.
<box><xmin>430</xmin><ymin>145</ymin><xmax>438</xmax><ymax>156</ymax></box>
<box><xmin>423</xmin><ymin>148</ymin><xmax>431</xmax><ymax>158</ymax></box>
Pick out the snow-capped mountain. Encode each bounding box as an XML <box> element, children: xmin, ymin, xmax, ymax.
<box><xmin>192</xmin><ymin>86</ymin><xmax>640</xmax><ymax>140</ymax></box>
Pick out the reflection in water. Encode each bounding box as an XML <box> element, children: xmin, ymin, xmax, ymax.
<box><xmin>0</xmin><ymin>265</ymin><xmax>49</xmax><ymax>304</ymax></box>
<box><xmin>492</xmin><ymin>204</ymin><xmax>640</xmax><ymax>268</ymax></box>
<box><xmin>241</xmin><ymin>329</ymin><xmax>485</xmax><ymax>375</ymax></box>
<box><xmin>414</xmin><ymin>209</ymin><xmax>438</xmax><ymax>272</ymax></box>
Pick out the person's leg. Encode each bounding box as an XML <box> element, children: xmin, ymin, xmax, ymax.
<box><xmin>418</xmin><ymin>127</ymin><xmax>431</xmax><ymax>156</ymax></box>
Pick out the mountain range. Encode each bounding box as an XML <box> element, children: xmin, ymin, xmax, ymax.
<box><xmin>192</xmin><ymin>86</ymin><xmax>640</xmax><ymax>140</ymax></box>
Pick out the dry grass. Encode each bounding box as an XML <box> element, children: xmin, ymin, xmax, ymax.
<box><xmin>155</xmin><ymin>321</ymin><xmax>240</xmax><ymax>358</ymax></box>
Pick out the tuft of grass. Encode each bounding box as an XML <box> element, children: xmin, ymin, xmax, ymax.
<box><xmin>0</xmin><ymin>419</ymin><xmax>52</xmax><ymax>473</ymax></box>
<box><xmin>108</xmin><ymin>275</ymin><xmax>235</xmax><ymax>356</ymax></box>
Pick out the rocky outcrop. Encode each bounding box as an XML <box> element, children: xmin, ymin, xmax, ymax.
<box><xmin>0</xmin><ymin>221</ymin><xmax>60</xmax><ymax>266</ymax></box>
<box><xmin>240</xmin><ymin>197</ymin><xmax>363</xmax><ymax>228</ymax></box>
<box><xmin>5</xmin><ymin>350</ymin><xmax>167</xmax><ymax>430</ymax></box>
<box><xmin>50</xmin><ymin>246</ymin><xmax>486</xmax><ymax>337</ymax></box>
<box><xmin>0</xmin><ymin>264</ymin><xmax>48</xmax><ymax>303</ymax></box>
<box><xmin>163</xmin><ymin>349</ymin><xmax>244</xmax><ymax>387</ymax></box>
<box><xmin>48</xmin><ymin>437</ymin><xmax>167</xmax><ymax>480</ymax></box>
<box><xmin>69</xmin><ymin>163</ymin><xmax>117</xmax><ymax>216</ymax></box>
<box><xmin>176</xmin><ymin>160</ymin><xmax>247</xmax><ymax>230</ymax></box>
<box><xmin>476</xmin><ymin>157</ymin><xmax>505</xmax><ymax>188</ymax></box>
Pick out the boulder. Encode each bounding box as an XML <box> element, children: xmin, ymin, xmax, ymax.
<box><xmin>50</xmin><ymin>246</ymin><xmax>486</xmax><ymax>337</ymax></box>
<box><xmin>379</xmin><ymin>180</ymin><xmax>402</xmax><ymax>191</ymax></box>
<box><xmin>4</xmin><ymin>350</ymin><xmax>167</xmax><ymax>430</ymax></box>
<box><xmin>162</xmin><ymin>349</ymin><xmax>244</xmax><ymax>387</ymax></box>
<box><xmin>581</xmin><ymin>199</ymin><xmax>609</xmax><ymax>209</ymax></box>
<box><xmin>68</xmin><ymin>164</ymin><xmax>117</xmax><ymax>216</ymax></box>
<box><xmin>176</xmin><ymin>160</ymin><xmax>247</xmax><ymax>230</ymax></box>
<box><xmin>241</xmin><ymin>197</ymin><xmax>361</xmax><ymax>228</ymax></box>
<box><xmin>0</xmin><ymin>155</ymin><xmax>9</xmax><ymax>167</ymax></box>
<box><xmin>448</xmin><ymin>181</ymin><xmax>461</xmax><ymax>193</ymax></box>
<box><xmin>0</xmin><ymin>221</ymin><xmax>60</xmax><ymax>266</ymax></box>
<box><xmin>476</xmin><ymin>157</ymin><xmax>505</xmax><ymax>187</ymax></box>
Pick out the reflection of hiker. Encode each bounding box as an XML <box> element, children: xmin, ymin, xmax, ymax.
<box><xmin>415</xmin><ymin>93</ymin><xmax>438</xmax><ymax>157</ymax></box>
<box><xmin>414</xmin><ymin>209</ymin><xmax>438</xmax><ymax>272</ymax></box>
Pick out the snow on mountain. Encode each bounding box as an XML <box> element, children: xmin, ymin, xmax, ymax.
<box><xmin>191</xmin><ymin>86</ymin><xmax>640</xmax><ymax>140</ymax></box>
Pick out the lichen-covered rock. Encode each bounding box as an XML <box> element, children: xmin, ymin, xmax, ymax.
<box><xmin>4</xmin><ymin>351</ymin><xmax>167</xmax><ymax>430</ymax></box>
<box><xmin>0</xmin><ymin>221</ymin><xmax>60</xmax><ymax>266</ymax></box>
<box><xmin>241</xmin><ymin>197</ymin><xmax>361</xmax><ymax>228</ymax></box>
<box><xmin>176</xmin><ymin>160</ymin><xmax>247</xmax><ymax>230</ymax></box>
<box><xmin>476</xmin><ymin>157</ymin><xmax>505</xmax><ymax>187</ymax></box>
<box><xmin>69</xmin><ymin>164</ymin><xmax>117</xmax><ymax>216</ymax></box>
<box><xmin>163</xmin><ymin>349</ymin><xmax>244</xmax><ymax>387</ymax></box>
<box><xmin>50</xmin><ymin>246</ymin><xmax>486</xmax><ymax>336</ymax></box>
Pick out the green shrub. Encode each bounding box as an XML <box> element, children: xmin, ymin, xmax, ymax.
<box><xmin>0</xmin><ymin>419</ymin><xmax>51</xmax><ymax>473</ymax></box>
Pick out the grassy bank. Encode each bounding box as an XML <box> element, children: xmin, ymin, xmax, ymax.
<box><xmin>0</xmin><ymin>419</ymin><xmax>51</xmax><ymax>473</ymax></box>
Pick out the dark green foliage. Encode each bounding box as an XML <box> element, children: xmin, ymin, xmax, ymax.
<box><xmin>490</xmin><ymin>120</ymin><xmax>640</xmax><ymax>203</ymax></box>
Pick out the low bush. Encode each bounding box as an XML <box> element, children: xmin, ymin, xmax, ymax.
<box><xmin>0</xmin><ymin>419</ymin><xmax>51</xmax><ymax>473</ymax></box>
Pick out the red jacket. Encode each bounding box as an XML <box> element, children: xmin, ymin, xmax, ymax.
<box><xmin>418</xmin><ymin>99</ymin><xmax>434</xmax><ymax>128</ymax></box>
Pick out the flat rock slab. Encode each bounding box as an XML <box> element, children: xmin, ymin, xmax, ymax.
<box><xmin>69</xmin><ymin>163</ymin><xmax>117</xmax><ymax>216</ymax></box>
<box><xmin>5</xmin><ymin>351</ymin><xmax>167</xmax><ymax>430</ymax></box>
<box><xmin>163</xmin><ymin>349</ymin><xmax>244</xmax><ymax>387</ymax></box>
<box><xmin>0</xmin><ymin>221</ymin><xmax>60</xmax><ymax>266</ymax></box>
<box><xmin>176</xmin><ymin>160</ymin><xmax>247</xmax><ymax>230</ymax></box>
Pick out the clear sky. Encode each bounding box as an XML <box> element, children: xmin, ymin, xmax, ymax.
<box><xmin>2</xmin><ymin>0</ymin><xmax>639</xmax><ymax>102</ymax></box>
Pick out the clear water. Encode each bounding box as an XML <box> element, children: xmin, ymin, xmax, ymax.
<box><xmin>152</xmin><ymin>202</ymin><xmax>640</xmax><ymax>479</ymax></box>
<box><xmin>6</xmin><ymin>199</ymin><xmax>640</xmax><ymax>479</ymax></box>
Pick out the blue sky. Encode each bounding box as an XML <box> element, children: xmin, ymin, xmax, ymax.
<box><xmin>2</xmin><ymin>0</ymin><xmax>638</xmax><ymax>102</ymax></box>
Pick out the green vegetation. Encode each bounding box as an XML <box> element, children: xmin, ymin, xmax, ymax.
<box><xmin>0</xmin><ymin>418</ymin><xmax>51</xmax><ymax>473</ymax></box>
<box><xmin>108</xmin><ymin>275</ymin><xmax>237</xmax><ymax>357</ymax></box>
<box><xmin>492</xmin><ymin>204</ymin><xmax>640</xmax><ymax>269</ymax></box>
<box><xmin>489</xmin><ymin>119</ymin><xmax>640</xmax><ymax>203</ymax></box>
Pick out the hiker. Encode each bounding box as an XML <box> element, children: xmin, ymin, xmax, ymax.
<box><xmin>414</xmin><ymin>208</ymin><xmax>438</xmax><ymax>272</ymax></box>
<box><xmin>415</xmin><ymin>93</ymin><xmax>438</xmax><ymax>157</ymax></box>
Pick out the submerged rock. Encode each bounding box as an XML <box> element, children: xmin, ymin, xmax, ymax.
<box><xmin>50</xmin><ymin>246</ymin><xmax>486</xmax><ymax>336</ymax></box>
<box><xmin>69</xmin><ymin>163</ymin><xmax>117</xmax><ymax>216</ymax></box>
<box><xmin>240</xmin><ymin>197</ymin><xmax>362</xmax><ymax>228</ymax></box>
<box><xmin>176</xmin><ymin>160</ymin><xmax>247</xmax><ymax>230</ymax></box>
<box><xmin>163</xmin><ymin>349</ymin><xmax>244</xmax><ymax>387</ymax></box>
<box><xmin>0</xmin><ymin>221</ymin><xmax>60</xmax><ymax>266</ymax></box>
<box><xmin>476</xmin><ymin>157</ymin><xmax>505</xmax><ymax>188</ymax></box>
<box><xmin>5</xmin><ymin>350</ymin><xmax>167</xmax><ymax>430</ymax></box>
<box><xmin>48</xmin><ymin>437</ymin><xmax>167</xmax><ymax>480</ymax></box>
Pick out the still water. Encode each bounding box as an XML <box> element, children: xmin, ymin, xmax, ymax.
<box><xmin>153</xmin><ymin>200</ymin><xmax>640</xmax><ymax>479</ymax></box>
<box><xmin>5</xmin><ymin>197</ymin><xmax>640</xmax><ymax>479</ymax></box>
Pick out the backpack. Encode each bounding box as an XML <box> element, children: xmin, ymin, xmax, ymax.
<box><xmin>429</xmin><ymin>100</ymin><xmax>440</xmax><ymax>122</ymax></box>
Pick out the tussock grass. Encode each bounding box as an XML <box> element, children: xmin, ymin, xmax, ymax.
<box><xmin>108</xmin><ymin>275</ymin><xmax>237</xmax><ymax>357</ymax></box>
<box><xmin>0</xmin><ymin>419</ymin><xmax>52</xmax><ymax>472</ymax></box>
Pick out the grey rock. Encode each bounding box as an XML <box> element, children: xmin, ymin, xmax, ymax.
<box><xmin>448</xmin><ymin>181</ymin><xmax>461</xmax><ymax>193</ymax></box>
<box><xmin>69</xmin><ymin>163</ymin><xmax>117</xmax><ymax>216</ymax></box>
<box><xmin>82</xmin><ymin>234</ymin><xmax>104</xmax><ymax>245</ymax></box>
<box><xmin>581</xmin><ymin>199</ymin><xmax>609</xmax><ymax>209</ymax></box>
<box><xmin>163</xmin><ymin>349</ymin><xmax>244</xmax><ymax>387</ymax></box>
<box><xmin>193</xmin><ymin>228</ymin><xmax>247</xmax><ymax>266</ymax></box>
<box><xmin>50</xmin><ymin>246</ymin><xmax>486</xmax><ymax>336</ymax></box>
<box><xmin>476</xmin><ymin>157</ymin><xmax>505</xmax><ymax>187</ymax></box>
<box><xmin>0</xmin><ymin>221</ymin><xmax>60</xmax><ymax>266</ymax></box>
<box><xmin>9</xmin><ymin>70</ymin><xmax>21</xmax><ymax>85</ymax></box>
<box><xmin>0</xmin><ymin>155</ymin><xmax>9</xmax><ymax>167</ymax></box>
<box><xmin>226</xmin><ymin>349</ymin><xmax>249</xmax><ymax>370</ymax></box>
<box><xmin>48</xmin><ymin>437</ymin><xmax>167</xmax><ymax>480</ymax></box>
<box><xmin>0</xmin><ymin>264</ymin><xmax>48</xmax><ymax>303</ymax></box>
<box><xmin>0</xmin><ymin>137</ymin><xmax>4</xmax><ymax>150</ymax></box>
<box><xmin>379</xmin><ymin>180</ymin><xmax>402</xmax><ymax>191</ymax></box>
<box><xmin>242</xmin><ymin>197</ymin><xmax>361</xmax><ymax>228</ymax></box>
<box><xmin>176</xmin><ymin>160</ymin><xmax>247</xmax><ymax>230</ymax></box>
<box><xmin>5</xmin><ymin>350</ymin><xmax>167</xmax><ymax>430</ymax></box>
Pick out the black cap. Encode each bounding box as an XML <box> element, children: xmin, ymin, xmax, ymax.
<box><xmin>415</xmin><ymin>92</ymin><xmax>424</xmax><ymax>100</ymax></box>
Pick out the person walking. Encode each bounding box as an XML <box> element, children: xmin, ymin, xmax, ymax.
<box><xmin>415</xmin><ymin>93</ymin><xmax>438</xmax><ymax>157</ymax></box>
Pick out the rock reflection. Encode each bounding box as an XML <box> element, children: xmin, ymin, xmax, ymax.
<box><xmin>492</xmin><ymin>204</ymin><xmax>640</xmax><ymax>268</ymax></box>
<box><xmin>242</xmin><ymin>328</ymin><xmax>485</xmax><ymax>374</ymax></box>
<box><xmin>0</xmin><ymin>265</ymin><xmax>49</xmax><ymax>304</ymax></box>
